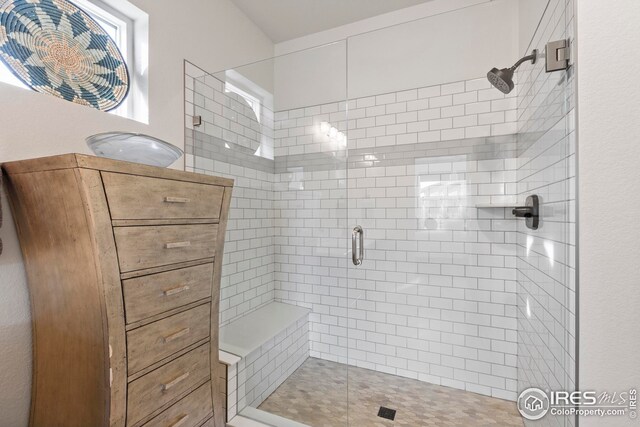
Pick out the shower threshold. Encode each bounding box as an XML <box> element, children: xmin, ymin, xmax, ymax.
<box><xmin>232</xmin><ymin>407</ymin><xmax>311</xmax><ymax>427</ymax></box>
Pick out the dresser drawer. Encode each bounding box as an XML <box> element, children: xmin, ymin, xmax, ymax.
<box><xmin>141</xmin><ymin>382</ymin><xmax>213</xmax><ymax>427</ymax></box>
<box><xmin>114</xmin><ymin>224</ymin><xmax>218</xmax><ymax>273</ymax></box>
<box><xmin>127</xmin><ymin>304</ymin><xmax>211</xmax><ymax>374</ymax></box>
<box><xmin>127</xmin><ymin>344</ymin><xmax>211</xmax><ymax>426</ymax></box>
<box><xmin>123</xmin><ymin>263</ymin><xmax>214</xmax><ymax>324</ymax></box>
<box><xmin>102</xmin><ymin>172</ymin><xmax>224</xmax><ymax>220</ymax></box>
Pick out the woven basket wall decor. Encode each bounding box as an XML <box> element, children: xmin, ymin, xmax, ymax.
<box><xmin>0</xmin><ymin>0</ymin><xmax>130</xmax><ymax>111</ymax></box>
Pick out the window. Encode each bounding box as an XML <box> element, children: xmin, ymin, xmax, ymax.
<box><xmin>75</xmin><ymin>0</ymin><xmax>129</xmax><ymax>48</ymax></box>
<box><xmin>224</xmin><ymin>81</ymin><xmax>262</xmax><ymax>124</ymax></box>
<box><xmin>0</xmin><ymin>0</ymin><xmax>145</xmax><ymax>121</ymax></box>
<box><xmin>222</xmin><ymin>70</ymin><xmax>274</xmax><ymax>160</ymax></box>
<box><xmin>74</xmin><ymin>0</ymin><xmax>133</xmax><ymax>118</ymax></box>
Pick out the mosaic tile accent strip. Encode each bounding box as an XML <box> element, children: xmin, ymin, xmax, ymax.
<box><xmin>258</xmin><ymin>357</ymin><xmax>524</xmax><ymax>427</ymax></box>
<box><xmin>274</xmin><ymin>135</ymin><xmax>518</xmax><ymax>174</ymax></box>
<box><xmin>188</xmin><ymin>129</ymin><xmax>274</xmax><ymax>174</ymax></box>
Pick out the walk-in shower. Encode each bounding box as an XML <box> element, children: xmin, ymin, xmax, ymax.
<box><xmin>185</xmin><ymin>0</ymin><xmax>575</xmax><ymax>425</ymax></box>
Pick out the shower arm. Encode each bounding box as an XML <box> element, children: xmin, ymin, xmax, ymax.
<box><xmin>510</xmin><ymin>50</ymin><xmax>538</xmax><ymax>71</ymax></box>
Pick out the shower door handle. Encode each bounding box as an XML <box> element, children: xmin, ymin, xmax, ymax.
<box><xmin>352</xmin><ymin>226</ymin><xmax>364</xmax><ymax>266</ymax></box>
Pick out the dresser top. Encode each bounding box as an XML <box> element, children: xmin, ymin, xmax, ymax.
<box><xmin>2</xmin><ymin>153</ymin><xmax>234</xmax><ymax>187</ymax></box>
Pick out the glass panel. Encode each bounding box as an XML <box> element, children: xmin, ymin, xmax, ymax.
<box><xmin>515</xmin><ymin>1</ymin><xmax>577</xmax><ymax>426</ymax></box>
<box><xmin>344</xmin><ymin>2</ymin><xmax>573</xmax><ymax>426</ymax></box>
<box><xmin>185</xmin><ymin>40</ymin><xmax>349</xmax><ymax>425</ymax></box>
<box><xmin>183</xmin><ymin>2</ymin><xmax>577</xmax><ymax>425</ymax></box>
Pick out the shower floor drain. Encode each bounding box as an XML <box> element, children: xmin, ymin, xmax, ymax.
<box><xmin>378</xmin><ymin>406</ymin><xmax>397</xmax><ymax>421</ymax></box>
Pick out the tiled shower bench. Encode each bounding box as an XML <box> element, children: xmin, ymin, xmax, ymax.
<box><xmin>218</xmin><ymin>302</ymin><xmax>311</xmax><ymax>425</ymax></box>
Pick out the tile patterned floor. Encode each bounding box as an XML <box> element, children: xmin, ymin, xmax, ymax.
<box><xmin>258</xmin><ymin>358</ymin><xmax>523</xmax><ymax>427</ymax></box>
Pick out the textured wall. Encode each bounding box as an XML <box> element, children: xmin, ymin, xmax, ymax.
<box><xmin>0</xmin><ymin>188</ymin><xmax>31</xmax><ymax>427</ymax></box>
<box><xmin>577</xmin><ymin>1</ymin><xmax>640</xmax><ymax>426</ymax></box>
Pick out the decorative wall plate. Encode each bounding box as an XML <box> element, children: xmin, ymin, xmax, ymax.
<box><xmin>0</xmin><ymin>0</ymin><xmax>129</xmax><ymax>111</ymax></box>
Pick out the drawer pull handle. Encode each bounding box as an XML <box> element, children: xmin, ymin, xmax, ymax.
<box><xmin>169</xmin><ymin>414</ymin><xmax>189</xmax><ymax>427</ymax></box>
<box><xmin>161</xmin><ymin>372</ymin><xmax>190</xmax><ymax>391</ymax></box>
<box><xmin>163</xmin><ymin>285</ymin><xmax>190</xmax><ymax>297</ymax></box>
<box><xmin>165</xmin><ymin>241</ymin><xmax>191</xmax><ymax>249</ymax></box>
<box><xmin>164</xmin><ymin>197</ymin><xmax>190</xmax><ymax>204</ymax></box>
<box><xmin>163</xmin><ymin>327</ymin><xmax>190</xmax><ymax>343</ymax></box>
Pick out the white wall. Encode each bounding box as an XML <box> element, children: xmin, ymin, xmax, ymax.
<box><xmin>576</xmin><ymin>1</ymin><xmax>640</xmax><ymax>426</ymax></box>
<box><xmin>272</xmin><ymin>0</ymin><xmax>519</xmax><ymax>111</ymax></box>
<box><xmin>273</xmin><ymin>41</ymin><xmax>347</xmax><ymax>111</ymax></box>
<box><xmin>274</xmin><ymin>0</ymin><xmax>489</xmax><ymax>56</ymax></box>
<box><xmin>518</xmin><ymin>0</ymin><xmax>550</xmax><ymax>55</ymax></box>
<box><xmin>0</xmin><ymin>1</ymin><xmax>273</xmax><ymax>425</ymax></box>
<box><xmin>346</xmin><ymin>0</ymin><xmax>518</xmax><ymax>101</ymax></box>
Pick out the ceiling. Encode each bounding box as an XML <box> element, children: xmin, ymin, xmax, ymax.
<box><xmin>230</xmin><ymin>0</ymin><xmax>434</xmax><ymax>43</ymax></box>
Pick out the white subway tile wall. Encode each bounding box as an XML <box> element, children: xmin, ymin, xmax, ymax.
<box><xmin>185</xmin><ymin>63</ymin><xmax>276</xmax><ymax>326</ymax></box>
<box><xmin>236</xmin><ymin>318</ymin><xmax>309</xmax><ymax>410</ymax></box>
<box><xmin>185</xmin><ymin>38</ymin><xmax>573</xmax><ymax>408</ymax></box>
<box><xmin>274</xmin><ymin>153</ymin><xmax>521</xmax><ymax>400</ymax></box>
<box><xmin>270</xmin><ymin>76</ymin><xmax>521</xmax><ymax>400</ymax></box>
<box><xmin>227</xmin><ymin>362</ymin><xmax>238</xmax><ymax>420</ymax></box>
<box><xmin>274</xmin><ymin>77</ymin><xmax>517</xmax><ymax>158</ymax></box>
<box><xmin>516</xmin><ymin>0</ymin><xmax>576</xmax><ymax>426</ymax></box>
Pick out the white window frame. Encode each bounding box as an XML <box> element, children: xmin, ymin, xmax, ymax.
<box><xmin>73</xmin><ymin>0</ymin><xmax>134</xmax><ymax>119</ymax></box>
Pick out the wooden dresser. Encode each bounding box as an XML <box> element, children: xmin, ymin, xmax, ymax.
<box><xmin>2</xmin><ymin>154</ymin><xmax>233</xmax><ymax>427</ymax></box>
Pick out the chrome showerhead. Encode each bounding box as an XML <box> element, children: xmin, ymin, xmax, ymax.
<box><xmin>487</xmin><ymin>49</ymin><xmax>538</xmax><ymax>94</ymax></box>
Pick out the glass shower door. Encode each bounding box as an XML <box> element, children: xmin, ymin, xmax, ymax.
<box><xmin>343</xmin><ymin>3</ymin><xmax>534</xmax><ymax>425</ymax></box>
<box><xmin>185</xmin><ymin>40</ymin><xmax>350</xmax><ymax>425</ymax></box>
